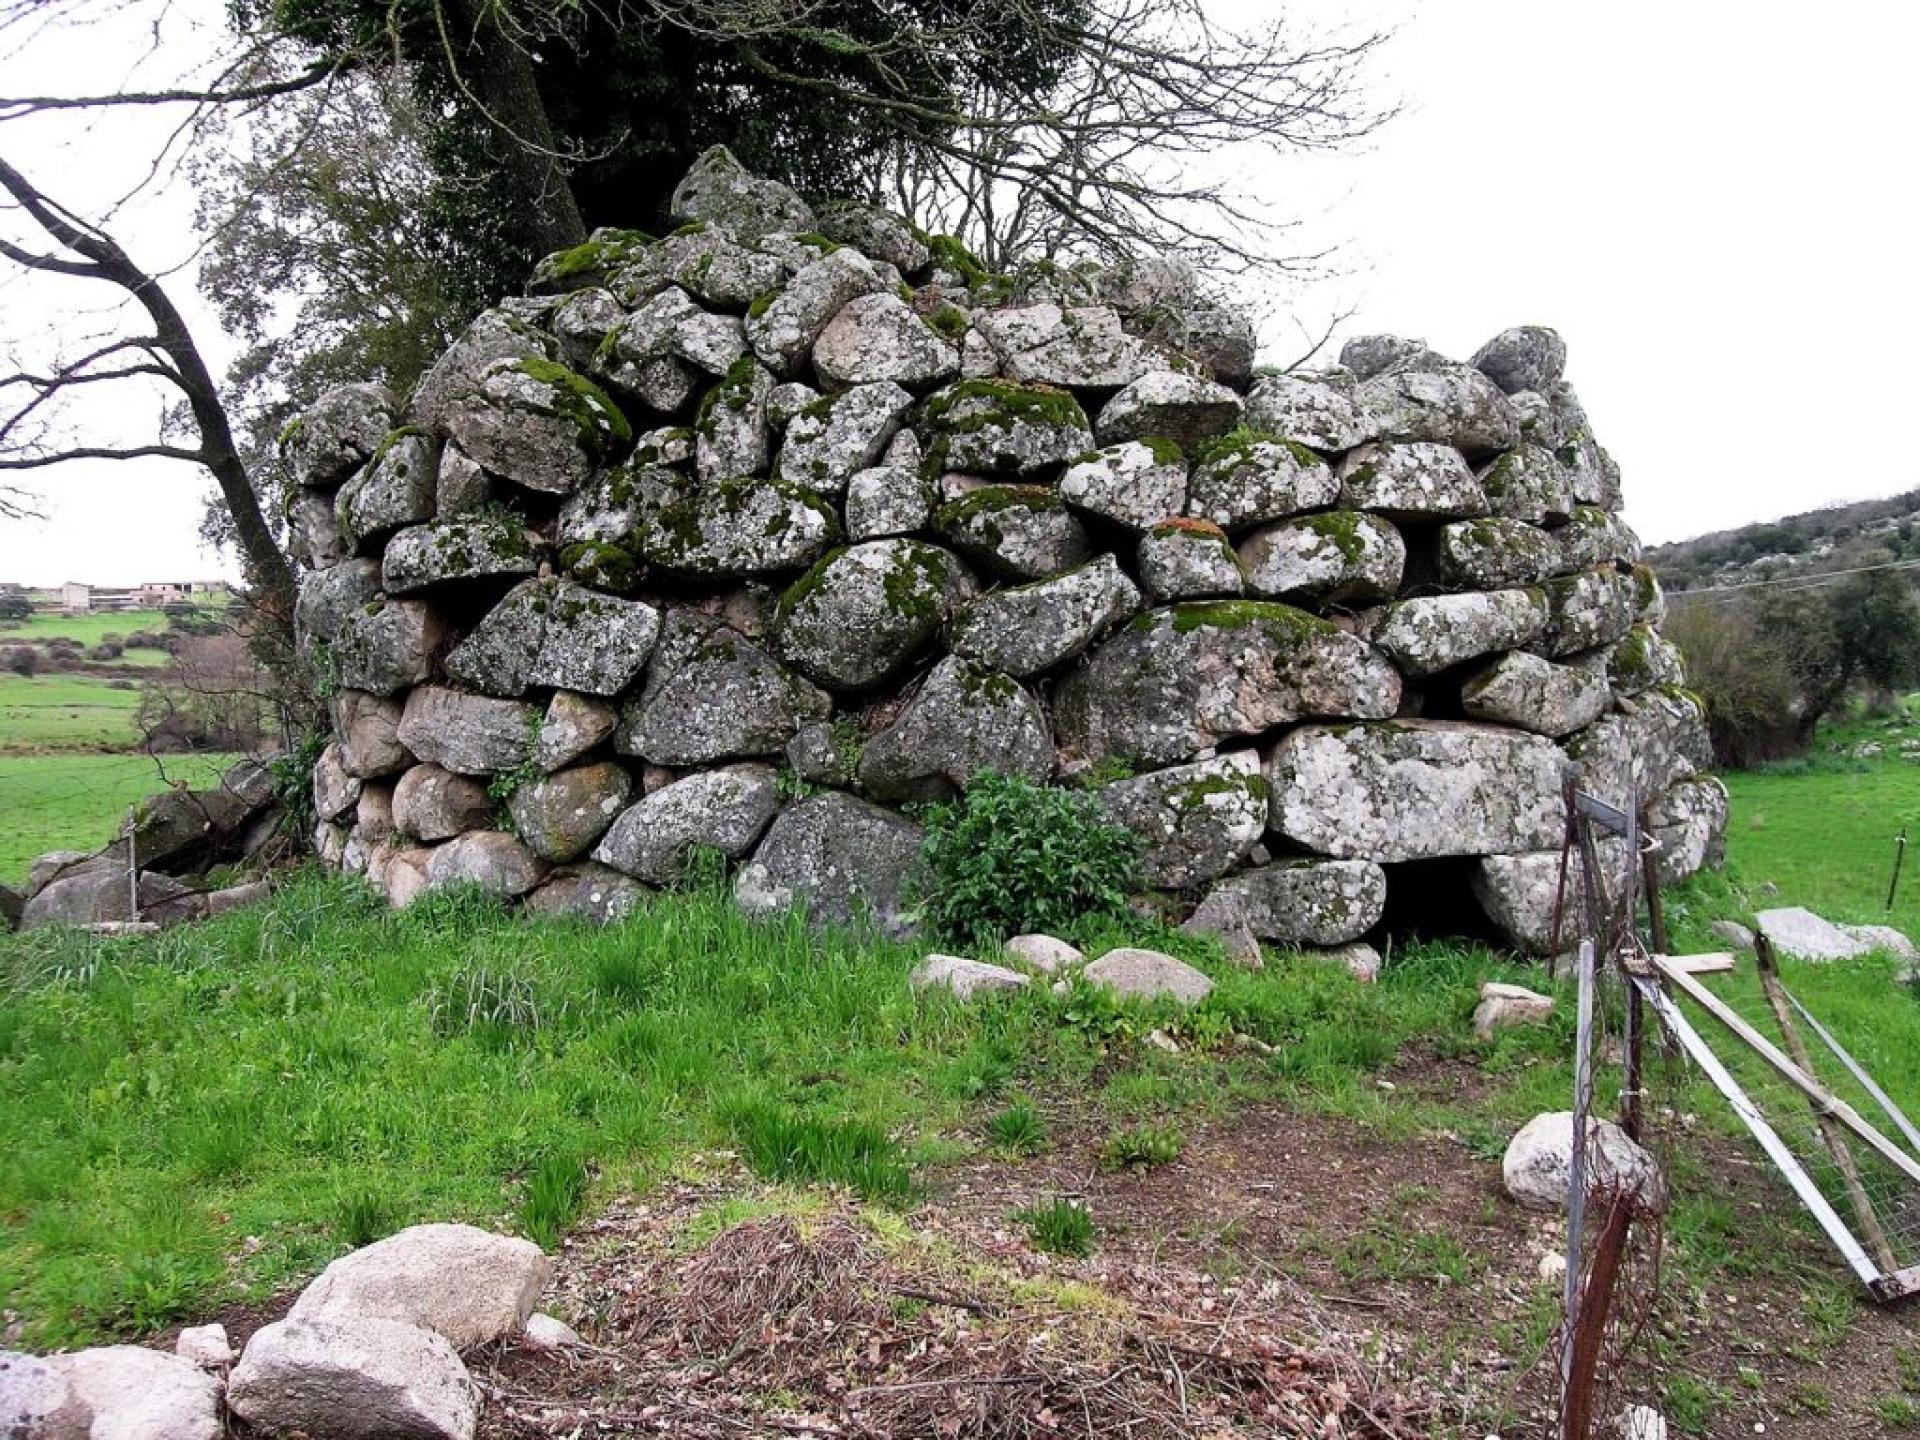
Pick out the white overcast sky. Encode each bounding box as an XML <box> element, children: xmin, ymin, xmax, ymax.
<box><xmin>0</xmin><ymin>0</ymin><xmax>1915</xmax><ymax>586</ymax></box>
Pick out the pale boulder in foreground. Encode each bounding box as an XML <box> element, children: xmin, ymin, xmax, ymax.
<box><xmin>288</xmin><ymin>1222</ymin><xmax>551</xmax><ymax>1349</ymax></box>
<box><xmin>228</xmin><ymin>1318</ymin><xmax>477</xmax><ymax>1440</ymax></box>
<box><xmin>1503</xmin><ymin>1111</ymin><xmax>1665</xmax><ymax>1215</ymax></box>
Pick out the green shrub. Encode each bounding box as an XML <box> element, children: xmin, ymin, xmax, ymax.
<box><xmin>985</xmin><ymin>1097</ymin><xmax>1048</xmax><ymax>1155</ymax></box>
<box><xmin>1099</xmin><ymin>1121</ymin><xmax>1184</xmax><ymax>1170</ymax></box>
<box><xmin>1014</xmin><ymin>1196</ymin><xmax>1095</xmax><ymax>1257</ymax></box>
<box><xmin>916</xmin><ymin>773</ymin><xmax>1140</xmax><ymax>948</ymax></box>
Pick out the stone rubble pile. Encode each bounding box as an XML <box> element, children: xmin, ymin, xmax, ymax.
<box><xmin>287</xmin><ymin>144</ymin><xmax>1727</xmax><ymax>956</ymax></box>
<box><xmin>0</xmin><ymin>1223</ymin><xmax>577</xmax><ymax>1440</ymax></box>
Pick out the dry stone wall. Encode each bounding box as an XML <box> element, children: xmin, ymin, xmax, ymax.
<box><xmin>291</xmin><ymin>145</ymin><xmax>1727</xmax><ymax>957</ymax></box>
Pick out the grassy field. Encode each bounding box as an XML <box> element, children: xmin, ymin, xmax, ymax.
<box><xmin>1</xmin><ymin>610</ymin><xmax>177</xmax><ymax>646</ymax></box>
<box><xmin>0</xmin><ymin>672</ymin><xmax>145</xmax><ymax>754</ymax></box>
<box><xmin>0</xmin><ymin>753</ymin><xmax>241</xmax><ymax>885</ymax></box>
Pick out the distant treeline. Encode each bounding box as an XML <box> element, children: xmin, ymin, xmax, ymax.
<box><xmin>1648</xmin><ymin>489</ymin><xmax>1920</xmax><ymax>591</ymax></box>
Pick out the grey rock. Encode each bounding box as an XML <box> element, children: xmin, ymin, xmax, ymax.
<box><xmin>602</xmin><ymin>287</ymin><xmax>746</xmax><ymax>381</ymax></box>
<box><xmin>640</xmin><ymin>226</ymin><xmax>787</xmax><ymax>309</ymax></box>
<box><xmin>43</xmin><ymin>1347</ymin><xmax>219</xmax><ymax>1440</ymax></box>
<box><xmin>773</xmin><ymin>539</ymin><xmax>975</xmax><ymax>689</ymax></box>
<box><xmin>1055</xmin><ymin>602</ymin><xmax>1401</xmax><ymax>766</ymax></box>
<box><xmin>923</xmin><ymin>380</ymin><xmax>1093</xmax><ymax>476</ymax></box>
<box><xmin>1537</xmin><ymin>381</ymin><xmax>1620</xmax><ymax>507</ymax></box>
<box><xmin>786</xmin><ymin>722</ymin><xmax>858</xmax><ymax>787</ymax></box>
<box><xmin>910</xmin><ymin>954</ymin><xmax>1030</xmax><ymax>1001</ymax></box>
<box><xmin>1160</xmin><ymin>304</ymin><xmax>1257</xmax><ymax>388</ymax></box>
<box><xmin>337</xmin><ymin>433</ymin><xmax>437</xmax><ymax>549</ymax></box>
<box><xmin>1082</xmin><ymin>948</ymin><xmax>1214</xmax><ymax>1006</ymax></box>
<box><xmin>1477</xmin><ymin>444</ymin><xmax>1576</xmax><ymax>527</ymax></box>
<box><xmin>1565</xmin><ymin>690</ymin><xmax>1712</xmax><ymax>811</ymax></box>
<box><xmin>447</xmin><ymin>579</ymin><xmax>660</xmax><ymax>698</ymax></box>
<box><xmin>518</xmin><ymin>1313</ymin><xmax>585</xmax><ymax>1351</ymax></box>
<box><xmin>297</xmin><ymin>558</ymin><xmax>382</xmax><ymax>650</ymax></box>
<box><xmin>593</xmin><ymin>764</ymin><xmax>780</xmax><ymax>883</ymax></box>
<box><xmin>1268</xmin><ymin>721</ymin><xmax>1566</xmax><ymax>863</ymax></box>
<box><xmin>334</xmin><ymin>600</ymin><xmax>445</xmax><ymax>696</ymax></box>
<box><xmin>1243</xmin><ymin>372</ymin><xmax>1369</xmax><ymax>451</ymax></box>
<box><xmin>845</xmin><ymin>465</ymin><xmax>935</xmax><ymax>540</ymax></box>
<box><xmin>1841</xmin><ymin>923</ymin><xmax>1919</xmax><ymax>963</ymax></box>
<box><xmin>634</xmin><ymin>476</ymin><xmax>839</xmax><ymax>577</ymax></box>
<box><xmin>547</xmin><ymin>286</ymin><xmax>624</xmax><ymax>367</ymax></box>
<box><xmin>538</xmin><ymin>691</ymin><xmax>618</xmax><ymax>772</ymax></box>
<box><xmin>1324</xmin><ymin>942</ymin><xmax>1383</xmax><ymax>983</ymax></box>
<box><xmin>814</xmin><ymin>293</ymin><xmax>958</xmax><ymax>389</ymax></box>
<box><xmin>522</xmin><ymin>863</ymin><xmax>649</xmax><ymax>924</ymax></box>
<box><xmin>857</xmin><ymin>655</ymin><xmax>1053</xmax><ymax>801</ymax></box>
<box><xmin>383</xmin><ymin>517</ymin><xmax>541</xmax><ymax>595</ymax></box>
<box><xmin>423</xmin><ymin>832</ymin><xmax>544</xmax><ymax>897</ymax></box>
<box><xmin>1503</xmin><ymin>1111</ymin><xmax>1665</xmax><ymax>1215</ymax></box>
<box><xmin>26</xmin><ymin>850</ymin><xmax>94</xmax><ymax>899</ymax></box>
<box><xmin>1470</xmin><ymin>326</ymin><xmax>1567</xmax><ymax>395</ymax></box>
<box><xmin>19</xmin><ymin>865</ymin><xmax>193</xmax><ymax>932</ymax></box>
<box><xmin>1188</xmin><ymin>859</ymin><xmax>1387</xmax><ymax>945</ymax></box>
<box><xmin>1474</xmin><ymin>981</ymin><xmax>1555</xmax><ymax>1040</ymax></box>
<box><xmin>1471</xmin><ymin>844</ymin><xmax>1633</xmax><ymax>955</ymax></box>
<box><xmin>507</xmin><ymin>762</ymin><xmax>632</xmax><ymax>863</ymax></box>
<box><xmin>1710</xmin><ymin>920</ymin><xmax>1756</xmax><ymax>952</ymax></box>
<box><xmin>776</xmin><ymin>381</ymin><xmax>915</xmax><ymax>496</ymax></box>
<box><xmin>946</xmin><ymin>554</ymin><xmax>1140</xmax><ymax>676</ymax></box>
<box><xmin>396</xmin><ymin>687</ymin><xmax>539</xmax><ymax>777</ymax></box>
<box><xmin>1340</xmin><ymin>334</ymin><xmax>1449</xmax><ymax>380</ymax></box>
<box><xmin>393</xmin><ymin>765</ymin><xmax>494</xmax><ymax>843</ymax></box>
<box><xmin>286</xmin><ymin>382</ymin><xmax>394</xmax><ymax>489</ymax></box>
<box><xmin>1004</xmin><ymin>934</ymin><xmax>1085</xmax><ymax>974</ymax></box>
<box><xmin>1238</xmin><ymin>512</ymin><xmax>1405</xmax><ymax>605</ymax></box>
<box><xmin>1185</xmin><ymin>436</ymin><xmax>1339</xmax><ymax>531</ymax></box>
<box><xmin>1137</xmin><ymin>522</ymin><xmax>1244</xmax><ymax>602</ymax></box>
<box><xmin>555</xmin><ymin>465</ymin><xmax>664</xmax><ymax>552</ymax></box>
<box><xmin>1461</xmin><ymin>651</ymin><xmax>1612</xmax><ymax>738</ymax></box>
<box><xmin>411</xmin><ymin>307</ymin><xmax>551</xmax><ymax>433</ymax></box>
<box><xmin>933</xmin><ymin>486</ymin><xmax>1092</xmax><ymax>580</ymax></box>
<box><xmin>1756</xmin><ymin>907</ymin><xmax>1875</xmax><ymax>962</ymax></box>
<box><xmin>314</xmin><ymin>742</ymin><xmax>363</xmax><ymax>822</ymax></box>
<box><xmin>747</xmin><ymin>248</ymin><xmax>886</xmax><ymax>376</ymax></box>
<box><xmin>1097</xmin><ymin>254</ymin><xmax>1198</xmax><ymax>315</ymax></box>
<box><xmin>1338</xmin><ymin>441</ymin><xmax>1487</xmax><ymax>520</ymax></box>
<box><xmin>670</xmin><ymin>145</ymin><xmax>814</xmax><ymax>241</ymax></box>
<box><xmin>1098</xmin><ymin>753</ymin><xmax>1266</xmax><ymax>888</ymax></box>
<box><xmin>1543</xmin><ymin>567</ymin><xmax>1641</xmax><ymax>656</ymax></box>
<box><xmin>288</xmin><ymin>490</ymin><xmax>349</xmax><ymax>569</ymax></box>
<box><xmin>1355</xmin><ymin>364</ymin><xmax>1520</xmax><ymax>458</ymax></box>
<box><xmin>767</xmin><ymin>382</ymin><xmax>820</xmax><ymax>429</ymax></box>
<box><xmin>371</xmin><ymin>846</ymin><xmax>435</xmax><ymax>909</ymax></box>
<box><xmin>0</xmin><ymin>882</ymin><xmax>20</xmax><ymax>931</ymax></box>
<box><xmin>174</xmin><ymin>1324</ymin><xmax>234</xmax><ymax>1370</ymax></box>
<box><xmin>814</xmin><ymin>200</ymin><xmax>931</xmax><ymax>273</ymax></box>
<box><xmin>1556</xmin><ymin>505</ymin><xmax>1643</xmax><ymax>571</ymax></box>
<box><xmin>1436</xmin><ymin>517</ymin><xmax>1565</xmax><ymax>589</ymax></box>
<box><xmin>444</xmin><ymin>358</ymin><xmax>628</xmax><ymax>496</ymax></box>
<box><xmin>735</xmin><ymin>792</ymin><xmax>924</xmax><ymax>935</ymax></box>
<box><xmin>974</xmin><ymin>304</ymin><xmax>1148</xmax><ymax>387</ymax></box>
<box><xmin>1649</xmin><ymin>776</ymin><xmax>1729</xmax><ymax>885</ymax></box>
<box><xmin>1058</xmin><ymin>440</ymin><xmax>1188</xmax><ymax>530</ymax></box>
<box><xmin>2</xmin><ymin>1351</ymin><xmax>88</xmax><ymax>1440</ymax></box>
<box><xmin>1363</xmin><ymin>588</ymin><xmax>1550</xmax><ymax>677</ymax></box>
<box><xmin>618</xmin><ymin>612</ymin><xmax>831</xmax><ymax>764</ymax></box>
<box><xmin>332</xmin><ymin>690</ymin><xmax>411</xmax><ymax>779</ymax></box>
<box><xmin>631</xmin><ymin>425</ymin><xmax>695</xmax><ymax>468</ymax></box>
<box><xmin>694</xmin><ymin>358</ymin><xmax>775</xmax><ymax>484</ymax></box>
<box><xmin>227</xmin><ymin>1317</ymin><xmax>477</xmax><ymax>1440</ymax></box>
<box><xmin>1095</xmin><ymin>370</ymin><xmax>1244</xmax><ymax>449</ymax></box>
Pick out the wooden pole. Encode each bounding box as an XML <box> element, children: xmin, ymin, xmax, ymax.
<box><xmin>1753</xmin><ymin>935</ymin><xmax>1899</xmax><ymax>1273</ymax></box>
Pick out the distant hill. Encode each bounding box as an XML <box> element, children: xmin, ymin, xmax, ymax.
<box><xmin>1646</xmin><ymin>489</ymin><xmax>1920</xmax><ymax>592</ymax></box>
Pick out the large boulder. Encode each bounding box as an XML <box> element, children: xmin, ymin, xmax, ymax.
<box><xmin>296</xmin><ymin>557</ymin><xmax>382</xmax><ymax>650</ymax></box>
<box><xmin>20</xmin><ymin>863</ymin><xmax>193</xmax><ymax>932</ymax></box>
<box><xmin>334</xmin><ymin>600</ymin><xmax>445</xmax><ymax>697</ymax></box>
<box><xmin>735</xmin><ymin>792</ymin><xmax>924</xmax><ymax>934</ymax></box>
<box><xmin>1188</xmin><ymin>859</ymin><xmax>1387</xmax><ymax>945</ymax></box>
<box><xmin>315</xmin><ymin>743</ymin><xmax>363</xmax><ymax>822</ymax></box>
<box><xmin>945</xmin><ymin>554</ymin><xmax>1140</xmax><ymax>676</ymax></box>
<box><xmin>813</xmin><ymin>293</ymin><xmax>958</xmax><ymax>389</ymax></box>
<box><xmin>747</xmin><ymin>247</ymin><xmax>887</xmax><ymax>376</ymax></box>
<box><xmin>443</xmin><ymin>359</ymin><xmax>629</xmax><ymax>495</ymax></box>
<box><xmin>772</xmin><ymin>540</ymin><xmax>975</xmax><ymax>689</ymax></box>
<box><xmin>1059</xmin><ymin>440</ymin><xmax>1189</xmax><ymax>530</ymax></box>
<box><xmin>1649</xmin><ymin>776</ymin><xmax>1729</xmax><ymax>885</ymax></box>
<box><xmin>775</xmin><ymin>382</ymin><xmax>914</xmax><ymax>496</ymax></box>
<box><xmin>1556</xmin><ymin>505</ymin><xmax>1643</xmax><ymax>570</ymax></box>
<box><xmin>227</xmin><ymin>1317</ymin><xmax>477</xmax><ymax>1440</ymax></box>
<box><xmin>1238</xmin><ymin>512</ymin><xmax>1405</xmax><ymax>605</ymax></box>
<box><xmin>1054</xmin><ymin>602</ymin><xmax>1401</xmax><ymax>766</ymax></box>
<box><xmin>285</xmin><ymin>382</ymin><xmax>394</xmax><ymax>489</ymax></box>
<box><xmin>593</xmin><ymin>764</ymin><xmax>781</xmax><ymax>884</ymax></box>
<box><xmin>43</xmin><ymin>1347</ymin><xmax>220</xmax><ymax>1440</ymax></box>
<box><xmin>1095</xmin><ymin>370</ymin><xmax>1243</xmax><ymax>448</ymax></box>
<box><xmin>1477</xmin><ymin>444</ymin><xmax>1575</xmax><ymax>527</ymax></box>
<box><xmin>1435</xmin><ymin>517</ymin><xmax>1565</xmax><ymax>590</ymax></box>
<box><xmin>423</xmin><ymin>833</ymin><xmax>544</xmax><ymax>897</ymax></box>
<box><xmin>410</xmin><ymin>307</ymin><xmax>551</xmax><ymax>433</ymax></box>
<box><xmin>1502</xmin><ymin>1111</ymin><xmax>1665</xmax><ymax>1215</ymax></box>
<box><xmin>1472</xmin><ymin>844</ymin><xmax>1633</xmax><ymax>956</ymax></box>
<box><xmin>1137</xmin><ymin>521</ymin><xmax>1244</xmax><ymax>602</ymax></box>
<box><xmin>1242</xmin><ymin>372</ymin><xmax>1368</xmax><ymax>451</ymax></box>
<box><xmin>633</xmin><ymin>475</ymin><xmax>839</xmax><ymax>577</ymax></box>
<box><xmin>1563</xmin><ymin>690</ymin><xmax>1711</xmax><ymax>811</ymax></box>
<box><xmin>1185</xmin><ymin>435</ymin><xmax>1339</xmax><ymax>531</ymax></box>
<box><xmin>670</xmin><ymin>145</ymin><xmax>814</xmax><ymax>241</ymax></box>
<box><xmin>635</xmin><ymin>226</ymin><xmax>785</xmax><ymax>310</ymax></box>
<box><xmin>1543</xmin><ymin>567</ymin><xmax>1640</xmax><ymax>656</ymax></box>
<box><xmin>1755</xmin><ymin>907</ymin><xmax>1875</xmax><ymax>963</ymax></box>
<box><xmin>856</xmin><ymin>655</ymin><xmax>1054</xmax><ymax>801</ymax></box>
<box><xmin>1354</xmin><ymin>364</ymin><xmax>1520</xmax><ymax>458</ymax></box>
<box><xmin>446</xmin><ymin>579</ymin><xmax>661</xmax><ymax>698</ymax></box>
<box><xmin>1338</xmin><ymin>441</ymin><xmax>1486</xmax><ymax>520</ymax></box>
<box><xmin>1098</xmin><ymin>753</ymin><xmax>1266</xmax><ymax>888</ymax></box>
<box><xmin>397</xmin><ymin>688</ymin><xmax>539</xmax><ymax>776</ymax></box>
<box><xmin>290</xmin><ymin>1223</ymin><xmax>550</xmax><ymax>1347</ymax></box>
<box><xmin>382</xmin><ymin>517</ymin><xmax>540</xmax><ymax>595</ymax></box>
<box><xmin>333</xmin><ymin>690</ymin><xmax>412</xmax><ymax>778</ymax></box>
<box><xmin>337</xmin><ymin>433</ymin><xmax>438</xmax><ymax>548</ymax></box>
<box><xmin>506</xmin><ymin>762</ymin><xmax>632</xmax><ymax>863</ymax></box>
<box><xmin>1470</xmin><ymin>326</ymin><xmax>1567</xmax><ymax>395</ymax></box>
<box><xmin>393</xmin><ymin>765</ymin><xmax>495</xmax><ymax>842</ymax></box>
<box><xmin>973</xmin><ymin>304</ymin><xmax>1148</xmax><ymax>387</ymax></box>
<box><xmin>1268</xmin><ymin>721</ymin><xmax>1566</xmax><ymax>863</ymax></box>
<box><xmin>845</xmin><ymin>463</ymin><xmax>935</xmax><ymax>540</ymax></box>
<box><xmin>694</xmin><ymin>357</ymin><xmax>775</xmax><ymax>484</ymax></box>
<box><xmin>1362</xmin><ymin>588</ymin><xmax>1550</xmax><ymax>677</ymax></box>
<box><xmin>599</xmin><ymin>287</ymin><xmax>747</xmax><ymax>384</ymax></box>
<box><xmin>910</xmin><ymin>954</ymin><xmax>1030</xmax><ymax>1002</ymax></box>
<box><xmin>1081</xmin><ymin>948</ymin><xmax>1214</xmax><ymax>1006</ymax></box>
<box><xmin>923</xmin><ymin>380</ymin><xmax>1093</xmax><ymax>476</ymax></box>
<box><xmin>617</xmin><ymin>613</ymin><xmax>831</xmax><ymax>764</ymax></box>
<box><xmin>1</xmin><ymin>1351</ymin><xmax>89</xmax><ymax>1440</ymax></box>
<box><xmin>537</xmin><ymin>691</ymin><xmax>617</xmax><ymax>772</ymax></box>
<box><xmin>522</xmin><ymin>863</ymin><xmax>649</xmax><ymax>924</ymax></box>
<box><xmin>933</xmin><ymin>486</ymin><xmax>1092</xmax><ymax>580</ymax></box>
<box><xmin>1461</xmin><ymin>651</ymin><xmax>1612</xmax><ymax>738</ymax></box>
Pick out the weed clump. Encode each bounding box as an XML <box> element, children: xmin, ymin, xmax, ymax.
<box><xmin>1014</xmin><ymin>1196</ymin><xmax>1095</xmax><ymax>1257</ymax></box>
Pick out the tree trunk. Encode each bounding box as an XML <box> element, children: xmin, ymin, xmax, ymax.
<box><xmin>441</xmin><ymin>0</ymin><xmax>589</xmax><ymax>258</ymax></box>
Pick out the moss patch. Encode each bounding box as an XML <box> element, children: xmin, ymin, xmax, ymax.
<box><xmin>511</xmin><ymin>358</ymin><xmax>633</xmax><ymax>452</ymax></box>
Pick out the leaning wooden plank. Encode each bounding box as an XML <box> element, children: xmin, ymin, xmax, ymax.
<box><xmin>1634</xmin><ymin>976</ymin><xmax>1883</xmax><ymax>1290</ymax></box>
<box><xmin>1753</xmin><ymin>935</ymin><xmax>1898</xmax><ymax>1273</ymax></box>
<box><xmin>1650</xmin><ymin>956</ymin><xmax>1920</xmax><ymax>1190</ymax></box>
<box><xmin>1655</xmin><ymin>953</ymin><xmax>1736</xmax><ymax>976</ymax></box>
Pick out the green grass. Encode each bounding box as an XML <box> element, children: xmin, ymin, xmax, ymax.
<box><xmin>0</xmin><ymin>673</ymin><xmax>147</xmax><ymax>754</ymax></box>
<box><xmin>0</xmin><ymin>610</ymin><xmax>179</xmax><ymax>647</ymax></box>
<box><xmin>0</xmin><ymin>753</ymin><xmax>241</xmax><ymax>886</ymax></box>
<box><xmin>1014</xmin><ymin>1197</ymin><xmax>1095</xmax><ymax>1257</ymax></box>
